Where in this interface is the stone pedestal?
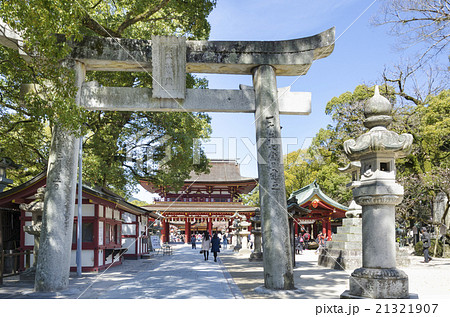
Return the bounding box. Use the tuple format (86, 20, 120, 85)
(240, 232, 249, 249)
(341, 268, 409, 299)
(249, 230, 263, 262)
(319, 217, 362, 270)
(20, 187, 45, 281)
(319, 218, 411, 270)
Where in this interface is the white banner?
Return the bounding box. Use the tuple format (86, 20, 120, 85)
(150, 235, 161, 249)
(297, 219, 316, 224)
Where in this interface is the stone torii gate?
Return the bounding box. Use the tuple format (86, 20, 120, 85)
(1, 25, 334, 291)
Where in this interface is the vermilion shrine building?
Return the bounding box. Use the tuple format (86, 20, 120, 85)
(0, 172, 157, 273)
(287, 181, 348, 240)
(141, 160, 258, 242)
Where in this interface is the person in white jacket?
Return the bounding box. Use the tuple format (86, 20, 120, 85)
(201, 232, 212, 261)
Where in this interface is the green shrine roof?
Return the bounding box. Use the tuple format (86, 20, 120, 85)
(288, 181, 348, 213)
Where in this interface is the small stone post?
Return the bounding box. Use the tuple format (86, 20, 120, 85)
(34, 61, 85, 292)
(341, 86, 413, 299)
(253, 65, 294, 290)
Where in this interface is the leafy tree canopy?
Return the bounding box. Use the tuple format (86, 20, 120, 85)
(0, 0, 217, 197)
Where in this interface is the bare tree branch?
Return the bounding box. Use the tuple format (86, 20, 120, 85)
(374, 0, 450, 62)
(81, 15, 121, 38)
(116, 0, 171, 35)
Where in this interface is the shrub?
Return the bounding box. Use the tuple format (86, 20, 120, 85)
(414, 240, 443, 257)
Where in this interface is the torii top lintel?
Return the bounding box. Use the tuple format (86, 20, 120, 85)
(67, 27, 335, 75)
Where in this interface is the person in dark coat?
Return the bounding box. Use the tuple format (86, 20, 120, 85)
(421, 227, 431, 263)
(191, 234, 196, 249)
(211, 233, 221, 262)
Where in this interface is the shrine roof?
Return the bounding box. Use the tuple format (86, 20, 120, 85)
(0, 172, 157, 218)
(140, 160, 257, 194)
(186, 160, 256, 183)
(288, 181, 348, 213)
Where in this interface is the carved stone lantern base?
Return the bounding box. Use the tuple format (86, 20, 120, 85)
(249, 252, 263, 262)
(341, 268, 410, 299)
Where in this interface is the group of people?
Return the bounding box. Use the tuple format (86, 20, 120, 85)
(191, 232, 229, 262)
(294, 231, 328, 255)
(188, 225, 435, 264)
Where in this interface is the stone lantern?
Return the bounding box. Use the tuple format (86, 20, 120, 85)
(249, 208, 263, 261)
(0, 156, 20, 192)
(20, 187, 46, 280)
(341, 86, 413, 299)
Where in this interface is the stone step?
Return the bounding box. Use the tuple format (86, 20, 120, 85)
(326, 241, 362, 250)
(337, 226, 362, 234)
(331, 233, 362, 242)
(341, 218, 362, 227)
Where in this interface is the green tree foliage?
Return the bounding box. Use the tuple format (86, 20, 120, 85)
(417, 90, 450, 168)
(285, 83, 450, 231)
(284, 149, 314, 196)
(0, 1, 217, 196)
(242, 185, 260, 207)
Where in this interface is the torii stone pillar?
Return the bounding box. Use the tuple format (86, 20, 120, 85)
(34, 62, 85, 292)
(253, 65, 293, 289)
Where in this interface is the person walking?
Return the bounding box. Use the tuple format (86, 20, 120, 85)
(297, 235, 304, 255)
(421, 227, 431, 263)
(201, 232, 212, 261)
(303, 231, 310, 250)
(222, 232, 228, 250)
(191, 234, 196, 249)
(211, 232, 221, 262)
(315, 232, 325, 254)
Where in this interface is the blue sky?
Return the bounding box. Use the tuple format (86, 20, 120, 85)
(200, 0, 397, 177)
(135, 0, 411, 202)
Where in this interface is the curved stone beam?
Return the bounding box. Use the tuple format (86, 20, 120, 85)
(66, 27, 335, 75)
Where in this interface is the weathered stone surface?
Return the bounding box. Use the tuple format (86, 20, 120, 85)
(434, 192, 449, 226)
(347, 268, 409, 299)
(80, 82, 311, 115)
(61, 28, 335, 75)
(337, 225, 362, 234)
(341, 86, 413, 299)
(253, 65, 294, 290)
(319, 249, 362, 270)
(34, 62, 84, 292)
(0, 18, 29, 59)
(319, 216, 362, 270)
(34, 124, 80, 292)
(20, 187, 45, 268)
(151, 35, 186, 99)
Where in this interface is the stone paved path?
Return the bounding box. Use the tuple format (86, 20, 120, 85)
(0, 244, 243, 299)
(220, 247, 450, 299)
(2, 244, 450, 300)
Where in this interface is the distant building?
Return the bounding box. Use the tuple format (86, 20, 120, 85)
(0, 172, 158, 273)
(140, 160, 258, 243)
(287, 181, 348, 240)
